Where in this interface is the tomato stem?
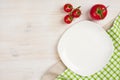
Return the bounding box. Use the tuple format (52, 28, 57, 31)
(96, 8, 103, 19)
(102, 5, 109, 11)
(77, 6, 81, 9)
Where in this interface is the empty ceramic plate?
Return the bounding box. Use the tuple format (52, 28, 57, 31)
(58, 20, 114, 76)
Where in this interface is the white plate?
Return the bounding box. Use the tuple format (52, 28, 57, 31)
(58, 20, 114, 76)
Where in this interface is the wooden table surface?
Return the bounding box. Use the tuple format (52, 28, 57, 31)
(0, 0, 120, 80)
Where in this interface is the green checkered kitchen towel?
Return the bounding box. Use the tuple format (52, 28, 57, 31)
(56, 15, 120, 80)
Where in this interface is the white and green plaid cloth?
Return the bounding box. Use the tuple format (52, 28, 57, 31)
(56, 15, 120, 80)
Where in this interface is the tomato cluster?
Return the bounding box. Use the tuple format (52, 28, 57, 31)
(64, 4, 81, 24)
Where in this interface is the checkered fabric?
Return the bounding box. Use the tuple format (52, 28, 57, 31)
(56, 15, 120, 80)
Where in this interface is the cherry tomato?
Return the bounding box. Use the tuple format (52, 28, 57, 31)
(90, 4, 107, 20)
(72, 8, 81, 18)
(64, 15, 73, 24)
(64, 4, 73, 12)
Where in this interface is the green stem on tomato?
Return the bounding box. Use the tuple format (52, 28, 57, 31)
(96, 8, 103, 19)
(76, 6, 81, 9)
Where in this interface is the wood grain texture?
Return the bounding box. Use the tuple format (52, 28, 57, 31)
(0, 0, 120, 80)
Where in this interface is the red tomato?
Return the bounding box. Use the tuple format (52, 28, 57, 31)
(90, 4, 107, 20)
(64, 4, 73, 12)
(64, 15, 73, 24)
(72, 8, 81, 18)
